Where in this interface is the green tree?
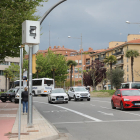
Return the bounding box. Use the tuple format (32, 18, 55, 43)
(35, 51, 68, 84)
(107, 67, 124, 89)
(0, 0, 48, 60)
(125, 50, 139, 82)
(67, 60, 77, 87)
(104, 55, 117, 89)
(4, 63, 20, 89)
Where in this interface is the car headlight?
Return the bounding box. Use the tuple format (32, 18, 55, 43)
(123, 98, 130, 101)
(64, 96, 68, 98)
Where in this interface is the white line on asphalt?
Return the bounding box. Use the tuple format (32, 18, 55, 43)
(0, 114, 17, 117)
(90, 104, 95, 106)
(34, 101, 102, 122)
(98, 111, 114, 116)
(43, 110, 68, 113)
(100, 106, 111, 109)
(91, 100, 110, 103)
(52, 120, 140, 124)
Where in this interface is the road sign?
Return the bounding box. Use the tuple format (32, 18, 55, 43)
(25, 45, 39, 54)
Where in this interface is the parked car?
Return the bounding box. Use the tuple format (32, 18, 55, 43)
(121, 82, 140, 90)
(68, 87, 90, 101)
(0, 88, 19, 102)
(111, 89, 140, 110)
(48, 88, 68, 104)
(14, 88, 24, 103)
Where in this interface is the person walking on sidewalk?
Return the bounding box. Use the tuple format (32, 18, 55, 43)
(22, 87, 28, 115)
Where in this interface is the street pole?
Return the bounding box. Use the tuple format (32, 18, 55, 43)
(18, 46, 23, 140)
(80, 34, 83, 86)
(27, 46, 33, 127)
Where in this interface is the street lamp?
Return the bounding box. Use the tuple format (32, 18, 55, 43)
(68, 34, 83, 86)
(126, 21, 140, 24)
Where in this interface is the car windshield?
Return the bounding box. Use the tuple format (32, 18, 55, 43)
(51, 89, 65, 93)
(74, 87, 87, 92)
(121, 90, 140, 96)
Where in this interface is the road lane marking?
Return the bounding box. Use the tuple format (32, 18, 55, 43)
(100, 106, 111, 109)
(52, 119, 140, 124)
(34, 101, 102, 122)
(91, 100, 110, 103)
(0, 114, 17, 117)
(90, 104, 95, 106)
(43, 110, 68, 113)
(98, 111, 114, 116)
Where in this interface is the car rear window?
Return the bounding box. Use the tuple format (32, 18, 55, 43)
(131, 83, 140, 89)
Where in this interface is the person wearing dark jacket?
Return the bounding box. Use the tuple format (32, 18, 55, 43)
(22, 87, 28, 115)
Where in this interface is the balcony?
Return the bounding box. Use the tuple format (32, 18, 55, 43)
(95, 58, 99, 60)
(99, 56, 106, 61)
(113, 51, 124, 56)
(113, 59, 123, 66)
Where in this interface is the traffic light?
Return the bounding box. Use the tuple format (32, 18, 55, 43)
(32, 54, 36, 74)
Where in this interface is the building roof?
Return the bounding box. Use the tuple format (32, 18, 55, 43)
(90, 39, 140, 56)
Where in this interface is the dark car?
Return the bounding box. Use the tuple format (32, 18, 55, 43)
(0, 88, 19, 102)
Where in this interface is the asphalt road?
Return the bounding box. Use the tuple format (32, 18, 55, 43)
(33, 97, 140, 140)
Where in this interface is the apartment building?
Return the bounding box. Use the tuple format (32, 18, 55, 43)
(38, 46, 105, 84)
(90, 34, 140, 90)
(0, 57, 20, 91)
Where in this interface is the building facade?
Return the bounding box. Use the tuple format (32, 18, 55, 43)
(0, 57, 20, 91)
(90, 34, 140, 90)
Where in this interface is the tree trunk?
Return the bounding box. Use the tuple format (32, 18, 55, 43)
(131, 57, 134, 82)
(5, 74, 7, 91)
(110, 63, 113, 90)
(70, 66, 72, 87)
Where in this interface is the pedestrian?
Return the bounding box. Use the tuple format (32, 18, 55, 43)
(22, 87, 28, 115)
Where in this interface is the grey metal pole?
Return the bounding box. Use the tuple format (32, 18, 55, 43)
(40, 0, 67, 25)
(81, 34, 83, 86)
(18, 46, 23, 140)
(27, 45, 33, 127)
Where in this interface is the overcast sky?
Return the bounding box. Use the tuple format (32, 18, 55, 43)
(36, 0, 140, 51)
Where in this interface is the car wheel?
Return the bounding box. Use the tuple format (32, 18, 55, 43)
(65, 101, 68, 104)
(111, 100, 116, 109)
(1, 100, 6, 102)
(68, 95, 71, 101)
(81, 99, 83, 101)
(11, 97, 15, 102)
(74, 95, 77, 101)
(32, 91, 37, 97)
(120, 102, 125, 111)
(87, 98, 90, 101)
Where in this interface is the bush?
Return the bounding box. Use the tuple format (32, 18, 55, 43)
(92, 90, 115, 95)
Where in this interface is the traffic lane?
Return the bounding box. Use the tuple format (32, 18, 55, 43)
(54, 121, 140, 140)
(33, 101, 100, 124)
(54, 98, 140, 122)
(33, 97, 140, 122)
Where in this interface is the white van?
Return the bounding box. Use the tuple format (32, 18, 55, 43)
(121, 82, 140, 89)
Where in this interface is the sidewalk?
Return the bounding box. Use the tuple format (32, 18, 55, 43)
(9, 106, 59, 140)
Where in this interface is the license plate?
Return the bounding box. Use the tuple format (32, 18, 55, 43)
(1, 97, 5, 98)
(57, 98, 63, 100)
(135, 103, 140, 105)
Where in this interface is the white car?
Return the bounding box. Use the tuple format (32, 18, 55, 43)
(14, 88, 24, 103)
(48, 88, 68, 104)
(68, 87, 90, 101)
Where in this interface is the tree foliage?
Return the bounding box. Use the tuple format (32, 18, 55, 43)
(125, 49, 139, 82)
(34, 50, 68, 83)
(0, 0, 47, 60)
(67, 60, 77, 87)
(107, 67, 124, 89)
(83, 60, 106, 89)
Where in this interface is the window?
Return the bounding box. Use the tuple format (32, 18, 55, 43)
(127, 58, 128, 63)
(74, 67, 78, 73)
(132, 83, 140, 89)
(75, 60, 78, 64)
(122, 84, 129, 89)
(0, 70, 4, 75)
(79, 60, 82, 65)
(0, 61, 9, 65)
(44, 80, 53, 85)
(67, 75, 69, 79)
(79, 75, 82, 78)
(127, 65, 128, 72)
(75, 75, 78, 78)
(32, 80, 42, 86)
(127, 74, 129, 82)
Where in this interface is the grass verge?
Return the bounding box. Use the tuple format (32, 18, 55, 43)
(90, 90, 115, 97)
